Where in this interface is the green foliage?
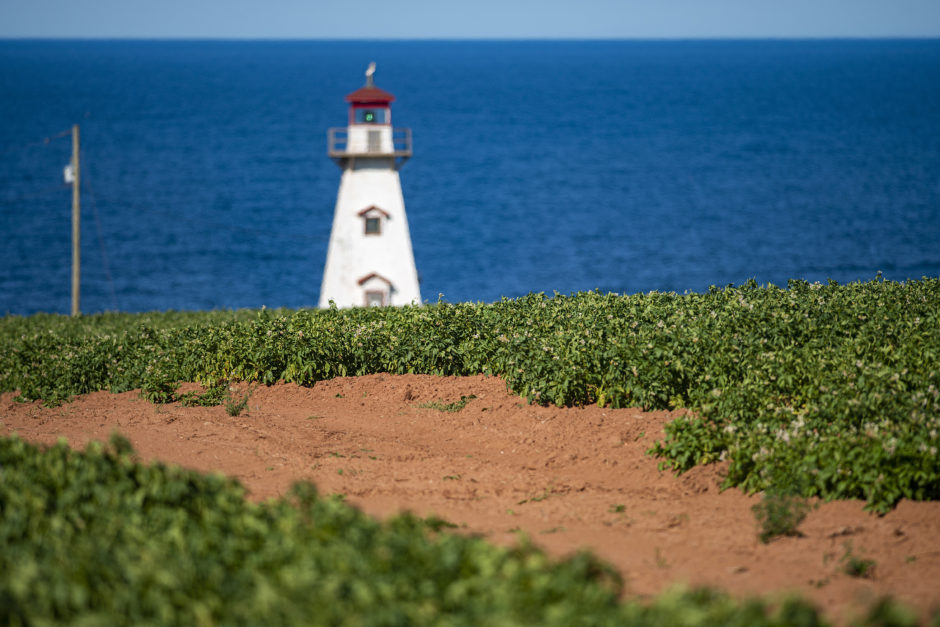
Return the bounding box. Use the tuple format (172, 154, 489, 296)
(0, 434, 850, 626)
(224, 383, 256, 417)
(841, 542, 877, 578)
(140, 376, 177, 404)
(418, 394, 477, 412)
(752, 490, 813, 543)
(859, 598, 919, 627)
(178, 383, 227, 407)
(423, 515, 459, 531)
(2, 278, 939, 512)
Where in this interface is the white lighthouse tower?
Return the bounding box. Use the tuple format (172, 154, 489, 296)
(319, 63, 421, 308)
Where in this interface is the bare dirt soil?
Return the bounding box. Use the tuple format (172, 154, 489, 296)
(2, 374, 938, 624)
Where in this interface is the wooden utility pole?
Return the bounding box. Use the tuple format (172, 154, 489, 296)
(71, 124, 80, 317)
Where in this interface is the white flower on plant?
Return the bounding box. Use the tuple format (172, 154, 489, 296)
(884, 438, 898, 455)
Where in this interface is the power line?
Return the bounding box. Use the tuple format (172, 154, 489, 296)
(84, 179, 119, 312)
(0, 184, 69, 207)
(4, 129, 330, 243)
(0, 129, 72, 156)
(85, 189, 331, 243)
(3, 132, 331, 314)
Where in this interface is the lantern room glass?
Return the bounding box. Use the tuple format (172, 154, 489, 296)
(354, 108, 388, 124)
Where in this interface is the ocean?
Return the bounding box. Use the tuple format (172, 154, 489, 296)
(1, 39, 939, 315)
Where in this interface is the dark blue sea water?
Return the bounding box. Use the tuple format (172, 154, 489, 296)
(2, 40, 939, 315)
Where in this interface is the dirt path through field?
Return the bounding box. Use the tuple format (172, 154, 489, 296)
(2, 374, 938, 623)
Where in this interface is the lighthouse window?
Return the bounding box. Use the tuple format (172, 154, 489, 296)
(365, 290, 386, 307)
(355, 108, 387, 124)
(364, 216, 381, 235)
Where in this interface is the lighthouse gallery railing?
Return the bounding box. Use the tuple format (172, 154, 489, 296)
(327, 127, 412, 159)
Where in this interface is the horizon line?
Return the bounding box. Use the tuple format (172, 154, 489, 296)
(2, 35, 940, 42)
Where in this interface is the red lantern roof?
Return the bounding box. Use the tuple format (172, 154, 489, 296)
(345, 85, 395, 105)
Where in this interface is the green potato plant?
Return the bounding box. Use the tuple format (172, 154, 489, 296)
(2, 277, 938, 512)
(1, 433, 851, 626)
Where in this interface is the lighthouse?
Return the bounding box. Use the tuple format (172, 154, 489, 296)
(319, 63, 422, 308)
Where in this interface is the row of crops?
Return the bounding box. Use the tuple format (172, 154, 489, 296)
(0, 434, 921, 625)
(2, 278, 938, 512)
(1, 277, 938, 624)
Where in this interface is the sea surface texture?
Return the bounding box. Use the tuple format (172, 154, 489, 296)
(1, 40, 939, 314)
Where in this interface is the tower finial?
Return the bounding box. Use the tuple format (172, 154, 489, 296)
(365, 62, 376, 87)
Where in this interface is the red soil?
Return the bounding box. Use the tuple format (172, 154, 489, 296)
(2, 374, 938, 624)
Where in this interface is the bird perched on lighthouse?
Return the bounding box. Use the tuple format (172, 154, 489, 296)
(319, 63, 421, 308)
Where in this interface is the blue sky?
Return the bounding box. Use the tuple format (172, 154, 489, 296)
(2, 0, 939, 39)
